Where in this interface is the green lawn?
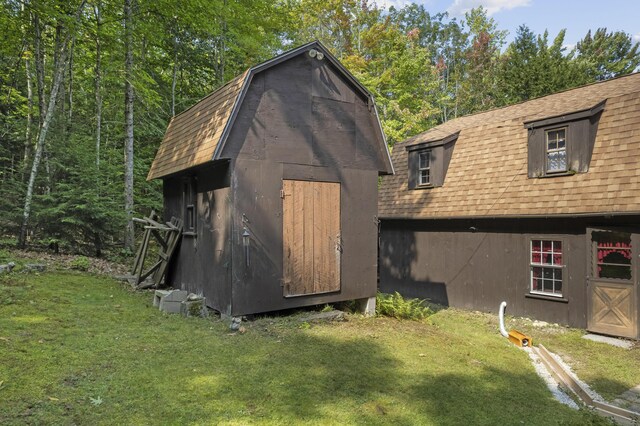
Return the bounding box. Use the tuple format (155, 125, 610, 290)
(507, 318, 640, 401)
(0, 271, 609, 425)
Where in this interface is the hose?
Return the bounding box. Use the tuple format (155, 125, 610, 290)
(499, 301, 508, 338)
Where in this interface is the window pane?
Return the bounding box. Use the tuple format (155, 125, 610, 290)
(547, 150, 567, 171)
(419, 152, 430, 169)
(419, 170, 430, 185)
(532, 277, 541, 292)
(548, 140, 557, 150)
(599, 265, 632, 280)
(594, 231, 632, 280)
(555, 280, 562, 294)
(553, 253, 562, 265)
(531, 241, 563, 296)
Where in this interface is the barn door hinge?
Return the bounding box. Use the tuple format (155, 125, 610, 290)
(280, 189, 285, 199)
(335, 235, 343, 253)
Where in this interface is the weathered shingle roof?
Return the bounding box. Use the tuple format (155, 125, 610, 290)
(148, 41, 393, 180)
(147, 71, 248, 180)
(379, 73, 640, 219)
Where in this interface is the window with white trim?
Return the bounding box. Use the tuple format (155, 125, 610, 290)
(418, 151, 431, 186)
(530, 239, 563, 297)
(546, 128, 567, 173)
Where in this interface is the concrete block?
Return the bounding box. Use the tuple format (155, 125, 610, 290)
(181, 297, 207, 317)
(356, 296, 376, 317)
(159, 300, 183, 314)
(153, 290, 171, 307)
(162, 290, 188, 303)
(158, 289, 189, 313)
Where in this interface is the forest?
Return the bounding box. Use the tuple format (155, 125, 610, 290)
(0, 0, 639, 258)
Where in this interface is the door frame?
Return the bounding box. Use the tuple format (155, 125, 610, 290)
(586, 227, 638, 339)
(282, 179, 342, 298)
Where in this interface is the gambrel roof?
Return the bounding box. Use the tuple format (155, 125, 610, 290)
(379, 72, 640, 219)
(148, 41, 393, 180)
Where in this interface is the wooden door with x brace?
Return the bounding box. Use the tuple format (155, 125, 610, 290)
(586, 228, 638, 339)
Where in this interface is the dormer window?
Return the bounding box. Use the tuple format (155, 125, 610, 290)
(546, 128, 567, 173)
(407, 132, 458, 190)
(418, 151, 431, 186)
(525, 101, 605, 178)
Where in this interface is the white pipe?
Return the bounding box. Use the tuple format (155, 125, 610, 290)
(499, 301, 509, 338)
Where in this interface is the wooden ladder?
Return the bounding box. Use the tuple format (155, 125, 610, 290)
(131, 211, 183, 289)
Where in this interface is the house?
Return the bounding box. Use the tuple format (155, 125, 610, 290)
(378, 73, 640, 339)
(148, 42, 394, 317)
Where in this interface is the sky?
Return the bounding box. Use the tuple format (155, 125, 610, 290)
(375, 0, 640, 48)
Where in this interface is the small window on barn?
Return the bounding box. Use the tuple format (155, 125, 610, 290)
(183, 177, 197, 236)
(530, 239, 564, 297)
(418, 151, 431, 186)
(546, 128, 567, 173)
(525, 101, 605, 178)
(407, 132, 458, 190)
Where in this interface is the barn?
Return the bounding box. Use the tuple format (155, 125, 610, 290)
(378, 73, 640, 339)
(148, 41, 394, 317)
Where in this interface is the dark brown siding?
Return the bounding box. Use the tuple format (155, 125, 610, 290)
(231, 158, 378, 316)
(221, 53, 388, 173)
(379, 216, 640, 328)
(163, 162, 233, 314)
(210, 53, 382, 315)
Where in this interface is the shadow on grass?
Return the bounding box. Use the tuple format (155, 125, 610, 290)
(0, 273, 608, 425)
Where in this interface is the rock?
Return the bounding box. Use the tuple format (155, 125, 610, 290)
(229, 317, 242, 331)
(298, 310, 345, 323)
(25, 264, 46, 273)
(0, 262, 16, 274)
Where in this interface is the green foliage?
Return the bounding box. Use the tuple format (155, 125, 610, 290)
(376, 291, 433, 320)
(576, 28, 640, 81)
(69, 256, 90, 271)
(1, 0, 638, 255)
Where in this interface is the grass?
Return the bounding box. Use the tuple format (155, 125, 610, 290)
(506, 317, 640, 401)
(0, 271, 614, 425)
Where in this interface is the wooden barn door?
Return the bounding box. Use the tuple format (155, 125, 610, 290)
(282, 180, 341, 297)
(586, 228, 637, 339)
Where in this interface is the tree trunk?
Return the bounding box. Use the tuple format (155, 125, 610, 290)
(24, 56, 33, 172)
(171, 34, 177, 117)
(23, 3, 33, 174)
(33, 13, 46, 127)
(123, 0, 135, 251)
(18, 1, 86, 248)
(94, 2, 102, 170)
(19, 36, 69, 247)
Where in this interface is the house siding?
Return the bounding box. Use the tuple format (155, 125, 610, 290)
(379, 216, 640, 328)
